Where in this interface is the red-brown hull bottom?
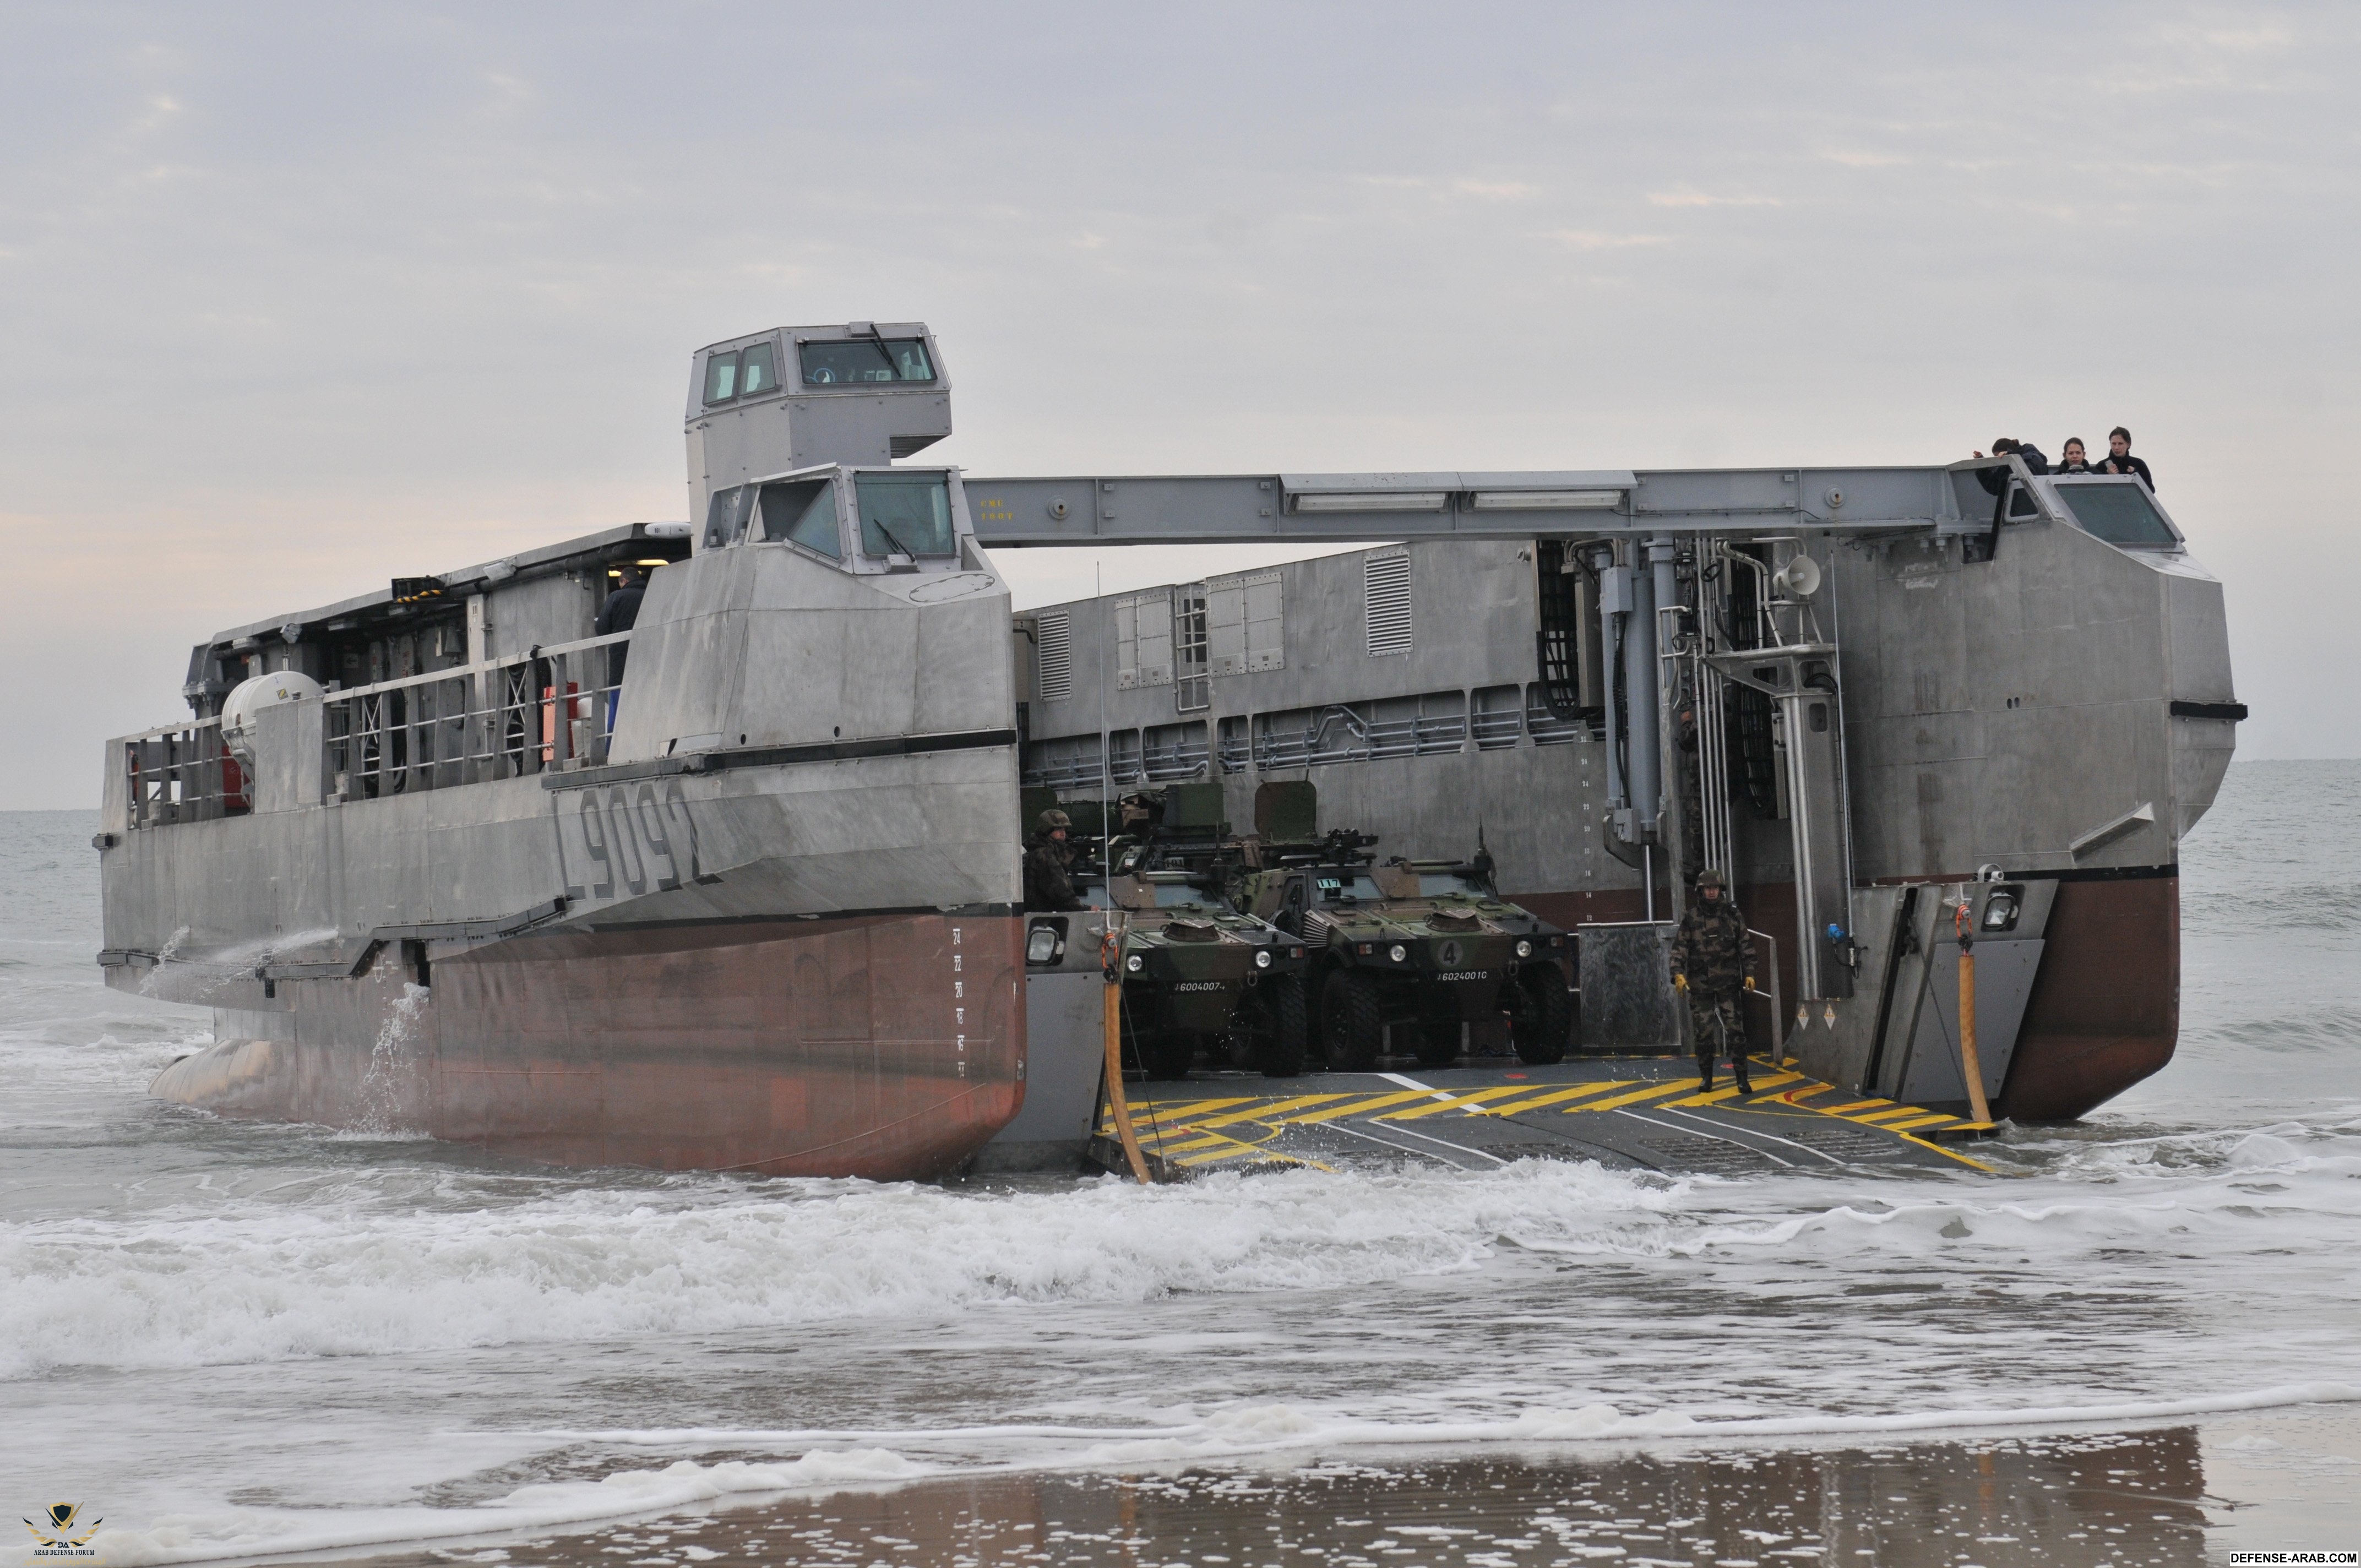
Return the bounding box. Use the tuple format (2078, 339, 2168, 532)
(1511, 872, 2178, 1123)
(151, 911, 1026, 1180)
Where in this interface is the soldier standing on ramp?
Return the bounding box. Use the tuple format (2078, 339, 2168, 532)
(1670, 867, 1758, 1095)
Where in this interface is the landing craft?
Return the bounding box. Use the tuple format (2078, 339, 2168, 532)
(97, 323, 2240, 1177)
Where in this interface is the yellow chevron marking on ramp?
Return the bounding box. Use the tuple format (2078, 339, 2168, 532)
(1823, 1098, 1897, 1115)
(1572, 1080, 1710, 1113)
(1124, 1097, 1256, 1118)
(1147, 1130, 1247, 1154)
(1182, 1094, 1354, 1130)
(1279, 1090, 1437, 1124)
(1178, 1142, 1332, 1172)
(1664, 1071, 1806, 1108)
(1378, 1087, 1534, 1120)
(1853, 1106, 1939, 1125)
(1482, 1083, 1640, 1116)
(1884, 1114, 1959, 1132)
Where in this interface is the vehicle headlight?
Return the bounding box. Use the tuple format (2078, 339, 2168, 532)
(1515, 939, 1532, 959)
(1389, 944, 1407, 963)
(1125, 954, 1144, 973)
(1254, 949, 1272, 969)
(1026, 927, 1059, 964)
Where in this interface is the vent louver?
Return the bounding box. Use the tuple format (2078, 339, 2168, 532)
(1364, 550, 1412, 658)
(1037, 611, 1073, 703)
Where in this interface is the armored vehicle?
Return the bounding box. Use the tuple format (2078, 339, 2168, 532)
(1234, 828, 1573, 1071)
(1021, 787, 1310, 1081)
(1102, 864, 1309, 1080)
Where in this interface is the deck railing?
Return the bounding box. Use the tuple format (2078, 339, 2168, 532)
(321, 630, 630, 801)
(121, 717, 239, 827)
(117, 631, 633, 827)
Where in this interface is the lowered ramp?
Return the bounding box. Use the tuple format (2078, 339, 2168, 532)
(1089, 1058, 1995, 1178)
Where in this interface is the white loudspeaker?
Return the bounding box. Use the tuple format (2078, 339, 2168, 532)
(1773, 555, 1822, 598)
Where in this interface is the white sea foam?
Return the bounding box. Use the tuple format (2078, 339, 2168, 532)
(0, 1161, 1691, 1376)
(75, 1382, 2361, 1565)
(92, 1447, 928, 1567)
(7, 1113, 2358, 1381)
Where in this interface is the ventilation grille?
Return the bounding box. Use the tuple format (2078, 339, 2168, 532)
(1036, 611, 1073, 703)
(1364, 551, 1412, 657)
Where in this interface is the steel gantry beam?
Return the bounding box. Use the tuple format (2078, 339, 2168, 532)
(959, 465, 1979, 547)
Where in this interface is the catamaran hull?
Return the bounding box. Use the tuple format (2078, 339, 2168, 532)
(150, 910, 1026, 1178)
(1511, 871, 2177, 1123)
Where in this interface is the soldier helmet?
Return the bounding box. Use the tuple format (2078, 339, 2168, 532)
(1037, 809, 1072, 832)
(1696, 867, 1727, 889)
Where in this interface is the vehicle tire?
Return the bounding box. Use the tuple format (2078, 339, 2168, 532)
(1412, 1009, 1461, 1069)
(1321, 969, 1383, 1071)
(1508, 965, 1571, 1065)
(1119, 991, 1192, 1081)
(1254, 977, 1308, 1077)
(1138, 1028, 1198, 1081)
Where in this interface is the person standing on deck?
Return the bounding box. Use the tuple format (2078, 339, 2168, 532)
(595, 566, 647, 734)
(1670, 867, 1758, 1095)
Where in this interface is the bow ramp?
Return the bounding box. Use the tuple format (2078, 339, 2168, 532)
(1089, 1059, 1994, 1179)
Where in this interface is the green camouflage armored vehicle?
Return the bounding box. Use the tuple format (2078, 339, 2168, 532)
(1019, 785, 1309, 1082)
(1231, 828, 1573, 1070)
(1100, 861, 1309, 1080)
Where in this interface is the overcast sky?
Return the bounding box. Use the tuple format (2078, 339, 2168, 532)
(3, 2, 2353, 808)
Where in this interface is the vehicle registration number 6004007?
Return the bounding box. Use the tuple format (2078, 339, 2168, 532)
(554, 780, 710, 903)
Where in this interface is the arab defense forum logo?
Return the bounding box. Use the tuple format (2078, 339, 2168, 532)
(21, 1502, 102, 1561)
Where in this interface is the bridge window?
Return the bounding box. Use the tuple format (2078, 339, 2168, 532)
(703, 486, 754, 548)
(855, 473, 955, 557)
(739, 341, 777, 397)
(758, 478, 841, 558)
(801, 337, 935, 386)
(2054, 480, 2177, 548)
(702, 351, 740, 405)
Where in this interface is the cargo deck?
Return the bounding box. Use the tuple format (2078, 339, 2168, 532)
(1088, 1056, 1996, 1178)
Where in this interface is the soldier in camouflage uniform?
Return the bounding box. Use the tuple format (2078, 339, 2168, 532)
(1669, 867, 1758, 1094)
(1024, 809, 1085, 912)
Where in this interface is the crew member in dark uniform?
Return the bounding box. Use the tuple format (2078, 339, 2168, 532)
(1669, 867, 1759, 1095)
(1024, 809, 1085, 912)
(2098, 426, 2155, 490)
(1973, 437, 2050, 496)
(595, 565, 648, 733)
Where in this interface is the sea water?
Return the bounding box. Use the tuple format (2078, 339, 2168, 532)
(3, 761, 2355, 1566)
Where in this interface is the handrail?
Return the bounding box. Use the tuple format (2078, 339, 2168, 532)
(313, 630, 633, 708)
(117, 713, 224, 744)
(108, 632, 635, 745)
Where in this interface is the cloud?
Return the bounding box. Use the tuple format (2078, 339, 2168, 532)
(1548, 229, 1670, 249)
(1823, 149, 1911, 168)
(1452, 179, 1535, 200)
(1647, 188, 1782, 208)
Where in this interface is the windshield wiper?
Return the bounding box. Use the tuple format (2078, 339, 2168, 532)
(868, 515, 918, 557)
(859, 326, 901, 380)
